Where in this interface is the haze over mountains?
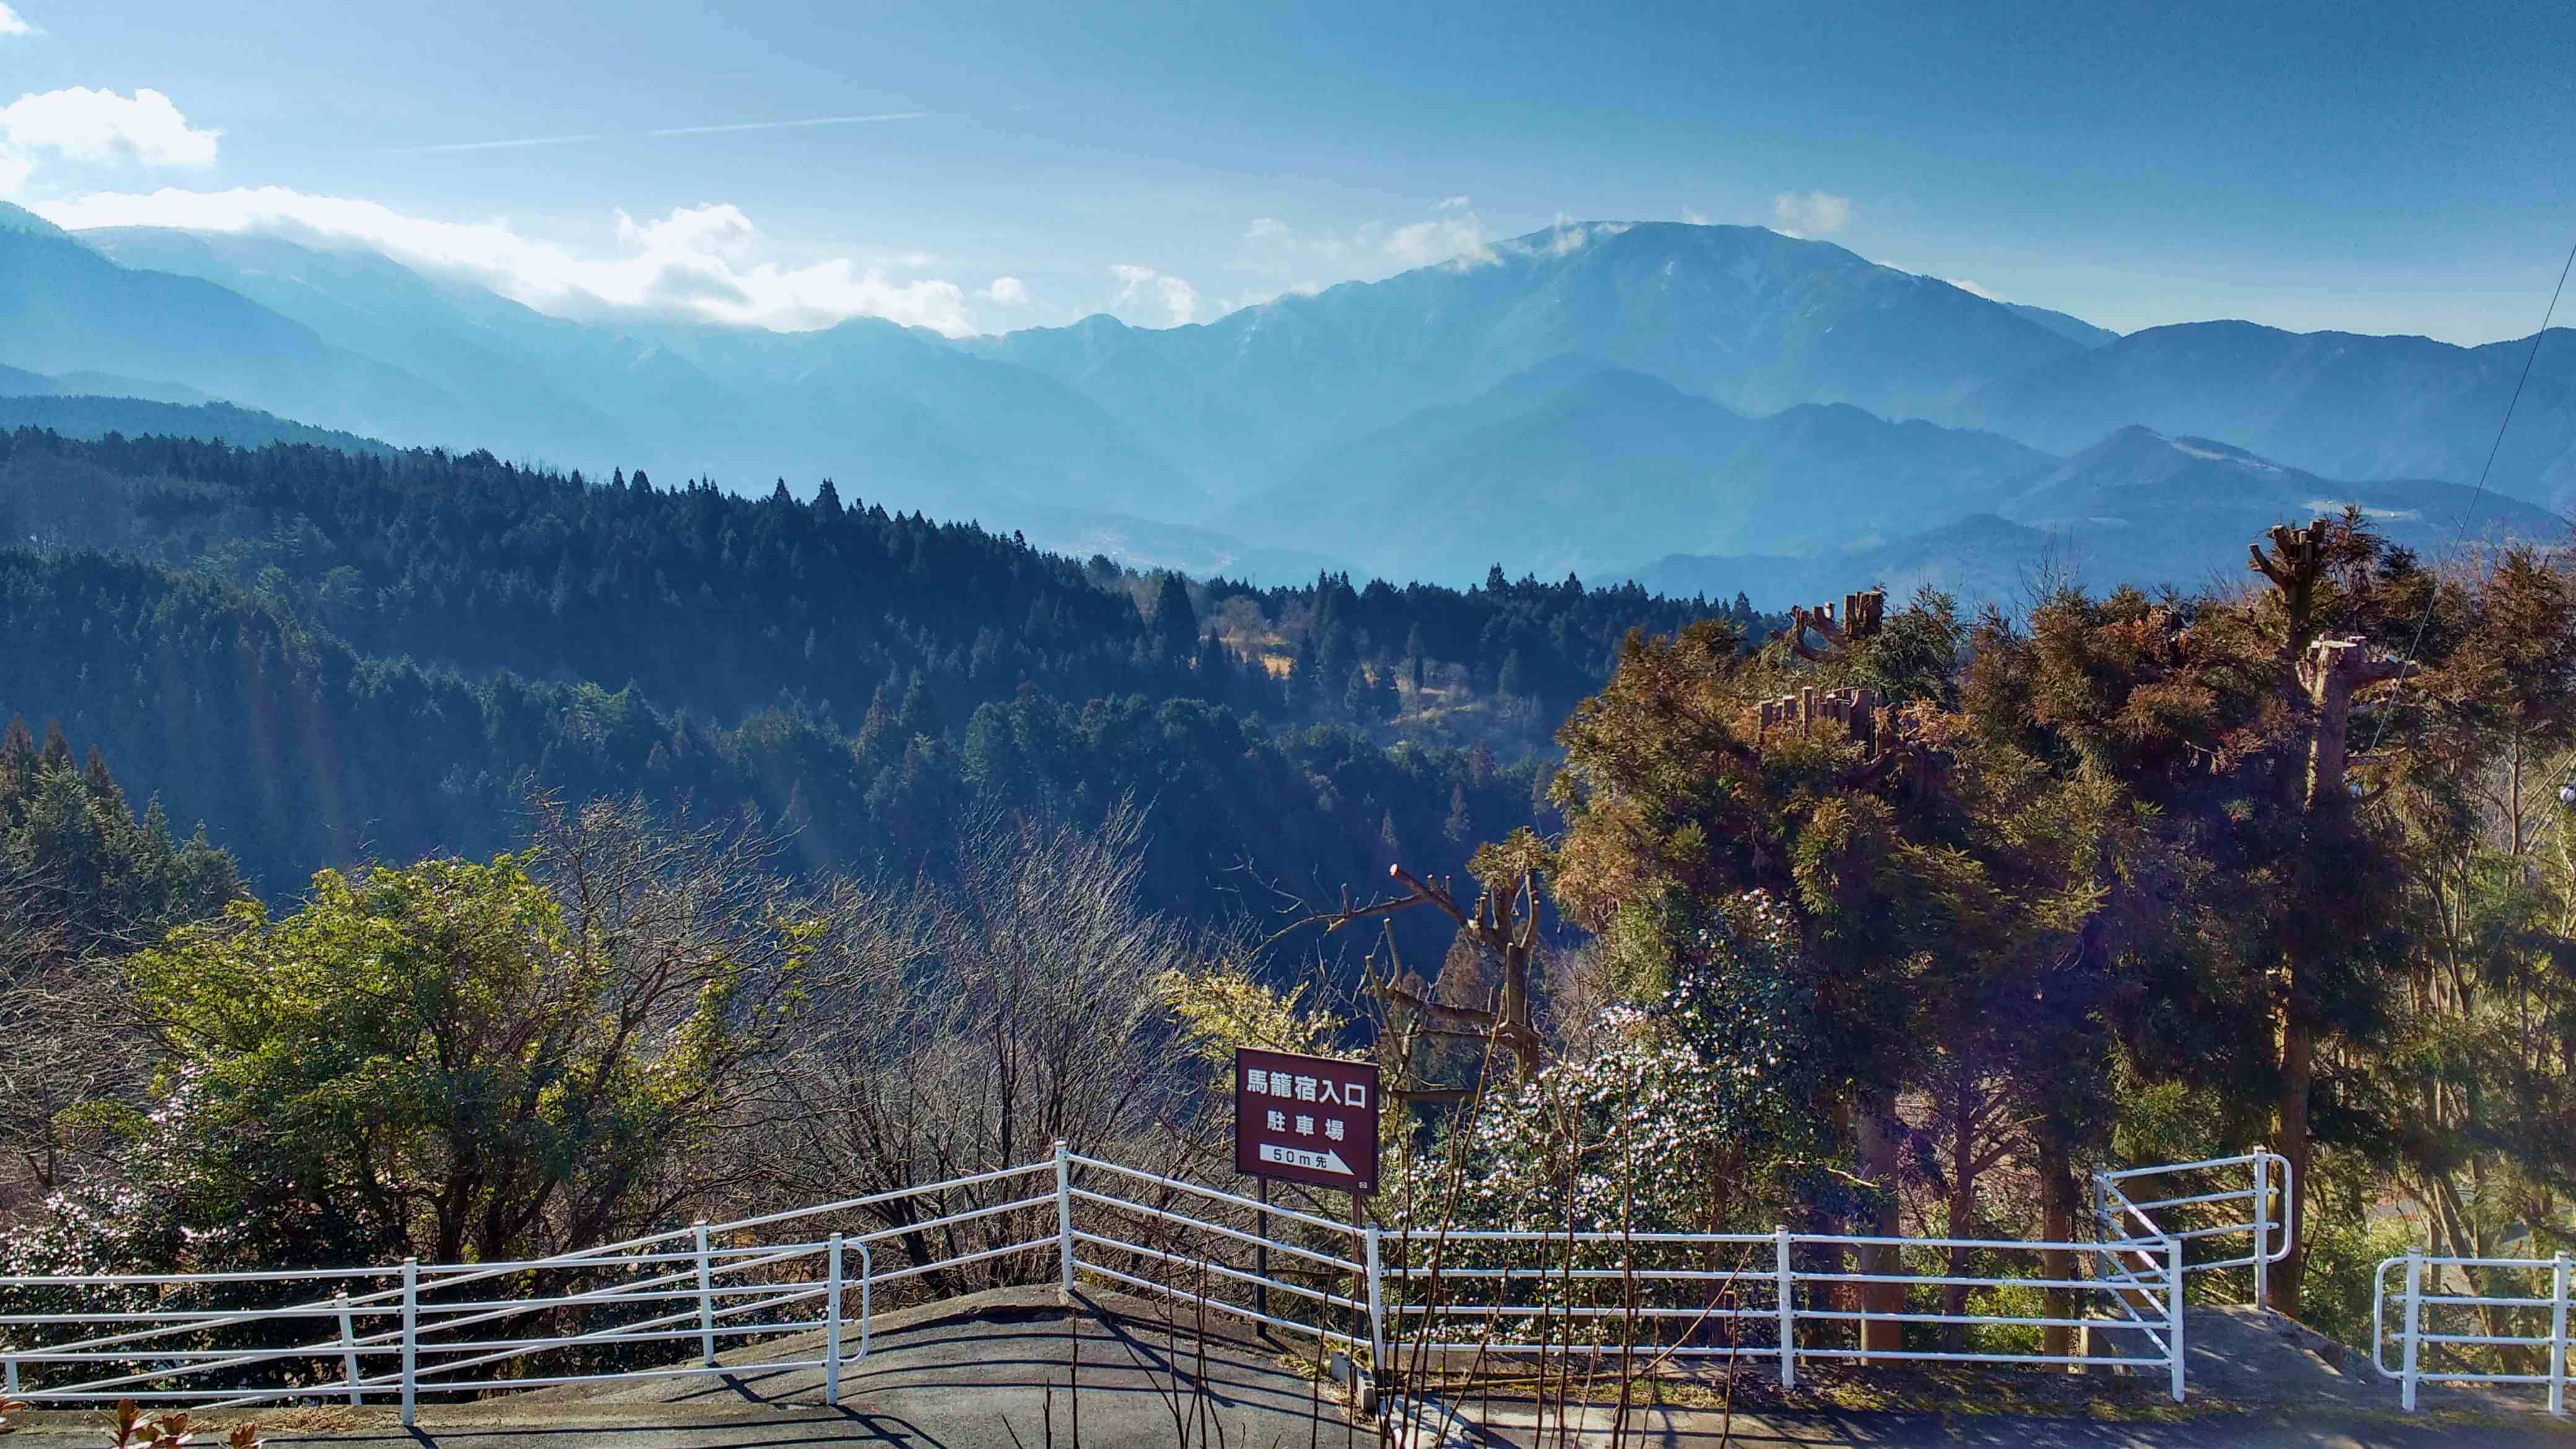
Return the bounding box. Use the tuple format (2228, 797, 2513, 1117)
(2, 201, 2567, 600)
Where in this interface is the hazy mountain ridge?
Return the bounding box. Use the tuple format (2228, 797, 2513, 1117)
(0, 226, 469, 443)
(977, 222, 2089, 500)
(6, 207, 2572, 598)
(1224, 360, 2055, 584)
(1627, 426, 2569, 604)
(1957, 320, 2576, 513)
(0, 392, 396, 456)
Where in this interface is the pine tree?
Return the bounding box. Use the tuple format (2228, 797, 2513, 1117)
(1443, 783, 1473, 845)
(1150, 573, 1199, 660)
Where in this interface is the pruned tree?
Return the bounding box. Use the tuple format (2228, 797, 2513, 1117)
(1344, 840, 1549, 1095)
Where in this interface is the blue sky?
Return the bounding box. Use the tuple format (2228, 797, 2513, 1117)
(2, 0, 2570, 342)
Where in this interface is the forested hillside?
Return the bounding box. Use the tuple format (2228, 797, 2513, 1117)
(0, 426, 1746, 941)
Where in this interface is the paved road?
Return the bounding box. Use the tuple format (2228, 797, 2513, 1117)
(6, 1290, 2564, 1448)
(1438, 1403, 2574, 1447)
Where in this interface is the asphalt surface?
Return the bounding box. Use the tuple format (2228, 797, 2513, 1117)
(6, 1289, 2567, 1448)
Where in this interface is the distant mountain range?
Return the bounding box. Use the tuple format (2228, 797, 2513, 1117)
(1627, 425, 2565, 605)
(2, 201, 2567, 599)
(1220, 357, 2056, 583)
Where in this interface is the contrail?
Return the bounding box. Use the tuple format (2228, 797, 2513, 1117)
(388, 133, 606, 154)
(647, 111, 930, 137)
(386, 112, 931, 154)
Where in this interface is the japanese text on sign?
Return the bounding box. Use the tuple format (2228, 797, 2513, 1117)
(1233, 1046, 1380, 1194)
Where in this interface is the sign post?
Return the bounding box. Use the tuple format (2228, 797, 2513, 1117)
(1235, 1047, 1382, 1352)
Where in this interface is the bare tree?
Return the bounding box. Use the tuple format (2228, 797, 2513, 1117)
(751, 801, 1209, 1287)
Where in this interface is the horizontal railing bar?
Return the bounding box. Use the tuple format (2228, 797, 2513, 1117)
(1067, 1188, 1363, 1274)
(2102, 1152, 2269, 1181)
(709, 1160, 1057, 1239)
(1073, 1230, 1359, 1312)
(1799, 1273, 2143, 1293)
(1392, 1230, 1773, 1245)
(1792, 1308, 2104, 1329)
(391, 1358, 841, 1395)
(851, 1192, 1059, 1246)
(1401, 1343, 1773, 1359)
(1067, 1154, 1361, 1240)
(2162, 1222, 2263, 1244)
(1069, 1257, 1364, 1349)
(2121, 1187, 2258, 1213)
(1392, 1305, 1772, 1320)
(1414, 1342, 2174, 1369)
(866, 1237, 1056, 1286)
(406, 1318, 833, 1357)
(1796, 1346, 2167, 1366)
(0, 1266, 395, 1287)
(1391, 1266, 1769, 1284)
(1388, 1230, 2141, 1252)
(401, 1280, 827, 1313)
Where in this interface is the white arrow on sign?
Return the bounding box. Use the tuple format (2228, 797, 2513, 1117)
(1258, 1142, 1353, 1176)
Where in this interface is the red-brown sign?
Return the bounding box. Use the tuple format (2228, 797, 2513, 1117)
(1233, 1047, 1380, 1194)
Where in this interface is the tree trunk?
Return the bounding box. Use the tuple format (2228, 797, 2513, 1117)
(2037, 1134, 2079, 1362)
(1855, 1094, 1906, 1355)
(1941, 1066, 1978, 1353)
(2274, 1004, 2315, 1321)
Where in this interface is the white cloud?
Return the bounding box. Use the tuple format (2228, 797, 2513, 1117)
(1681, 206, 1710, 225)
(37, 186, 978, 334)
(981, 276, 1029, 305)
(0, 4, 32, 36)
(0, 87, 219, 194)
(1240, 201, 1497, 278)
(1772, 190, 1852, 237)
(1944, 277, 2002, 301)
(1380, 212, 1494, 268)
(1109, 263, 1199, 326)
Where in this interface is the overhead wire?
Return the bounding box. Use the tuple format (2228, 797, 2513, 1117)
(2361, 232, 2576, 755)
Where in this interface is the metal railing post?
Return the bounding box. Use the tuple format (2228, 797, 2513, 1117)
(694, 1220, 718, 1368)
(858, 1240, 874, 1364)
(336, 1288, 362, 1405)
(825, 1234, 845, 1406)
(2166, 1235, 2187, 1403)
(399, 1256, 419, 1428)
(2250, 1155, 2270, 1310)
(1055, 1139, 1076, 1297)
(1364, 1224, 1386, 1368)
(2549, 1252, 2568, 1419)
(1773, 1226, 1796, 1390)
(4, 1352, 17, 1398)
(2400, 1248, 2422, 1412)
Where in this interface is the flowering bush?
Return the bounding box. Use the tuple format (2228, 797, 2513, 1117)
(1398, 890, 1829, 1237)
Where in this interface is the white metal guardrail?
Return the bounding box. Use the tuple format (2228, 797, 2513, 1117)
(0, 1160, 1063, 1425)
(2374, 1251, 2571, 1416)
(1380, 1224, 2187, 1401)
(2, 1144, 2233, 1419)
(1058, 1149, 1377, 1357)
(2093, 1151, 2292, 1307)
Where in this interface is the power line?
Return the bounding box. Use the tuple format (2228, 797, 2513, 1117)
(2363, 232, 2576, 755)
